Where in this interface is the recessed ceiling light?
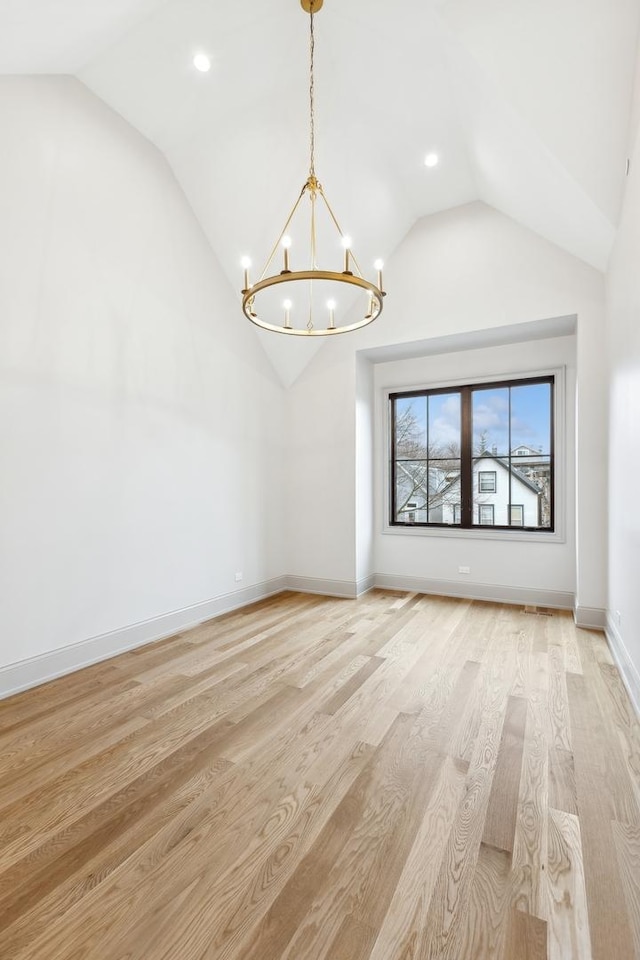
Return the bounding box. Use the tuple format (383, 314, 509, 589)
(424, 152, 439, 168)
(193, 53, 211, 73)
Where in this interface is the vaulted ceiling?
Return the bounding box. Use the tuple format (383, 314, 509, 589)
(2, 0, 639, 384)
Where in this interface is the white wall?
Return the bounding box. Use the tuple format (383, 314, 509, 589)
(286, 344, 357, 589)
(606, 61, 640, 707)
(355, 354, 374, 588)
(373, 336, 576, 605)
(288, 202, 606, 618)
(0, 77, 286, 683)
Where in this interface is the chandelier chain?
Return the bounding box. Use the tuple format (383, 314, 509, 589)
(309, 2, 315, 178)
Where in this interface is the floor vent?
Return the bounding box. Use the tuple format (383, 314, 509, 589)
(524, 605, 554, 616)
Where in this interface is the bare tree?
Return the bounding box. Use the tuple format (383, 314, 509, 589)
(394, 403, 462, 520)
(475, 429, 489, 455)
(394, 403, 426, 459)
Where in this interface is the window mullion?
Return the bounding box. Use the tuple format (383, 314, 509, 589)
(460, 387, 472, 526)
(508, 387, 512, 527)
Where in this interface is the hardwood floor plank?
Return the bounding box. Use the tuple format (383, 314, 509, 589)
(319, 656, 385, 716)
(0, 714, 149, 811)
(548, 746, 578, 815)
(390, 600, 472, 716)
(511, 694, 549, 920)
(578, 637, 640, 826)
(504, 909, 548, 960)
(7, 699, 364, 958)
(612, 820, 640, 959)
(282, 628, 360, 688)
(482, 694, 527, 853)
(567, 671, 636, 960)
(560, 614, 583, 675)
(90, 743, 375, 960)
(547, 807, 592, 960)
(547, 639, 572, 753)
(597, 662, 640, 805)
(419, 640, 511, 959)
(281, 714, 444, 960)
(457, 841, 512, 960)
(233, 714, 419, 960)
(0, 724, 234, 930)
(0, 665, 134, 734)
(422, 659, 482, 749)
(0, 754, 234, 957)
(324, 917, 377, 960)
(367, 756, 469, 960)
(511, 626, 534, 698)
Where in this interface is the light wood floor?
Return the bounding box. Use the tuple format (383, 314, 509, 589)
(1, 590, 639, 960)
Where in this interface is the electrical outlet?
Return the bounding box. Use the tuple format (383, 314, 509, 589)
(235, 572, 243, 582)
(458, 565, 471, 574)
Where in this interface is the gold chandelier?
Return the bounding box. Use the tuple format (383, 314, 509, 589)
(240, 0, 386, 336)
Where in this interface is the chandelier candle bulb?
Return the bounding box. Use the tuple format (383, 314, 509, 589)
(366, 290, 374, 319)
(282, 235, 292, 272)
(283, 299, 292, 329)
(374, 259, 384, 290)
(327, 299, 336, 329)
(241, 256, 251, 291)
(342, 236, 352, 274)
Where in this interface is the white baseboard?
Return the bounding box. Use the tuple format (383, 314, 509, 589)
(356, 575, 376, 597)
(0, 577, 288, 701)
(606, 614, 640, 718)
(573, 605, 607, 630)
(286, 576, 359, 599)
(373, 573, 573, 611)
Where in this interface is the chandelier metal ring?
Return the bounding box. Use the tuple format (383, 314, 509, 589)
(242, 271, 384, 336)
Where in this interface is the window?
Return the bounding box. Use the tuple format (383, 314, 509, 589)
(390, 375, 554, 531)
(478, 504, 494, 525)
(478, 471, 496, 493)
(510, 504, 524, 526)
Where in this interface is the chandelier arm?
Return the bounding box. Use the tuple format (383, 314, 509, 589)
(316, 185, 365, 279)
(310, 189, 317, 269)
(257, 182, 309, 281)
(307, 277, 313, 331)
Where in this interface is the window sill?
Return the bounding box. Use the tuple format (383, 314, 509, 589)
(383, 524, 565, 544)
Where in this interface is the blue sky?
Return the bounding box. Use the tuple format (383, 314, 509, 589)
(397, 383, 551, 455)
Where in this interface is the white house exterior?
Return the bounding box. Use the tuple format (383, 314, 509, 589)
(398, 453, 542, 527)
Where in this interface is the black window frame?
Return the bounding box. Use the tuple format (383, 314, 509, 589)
(389, 375, 554, 533)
